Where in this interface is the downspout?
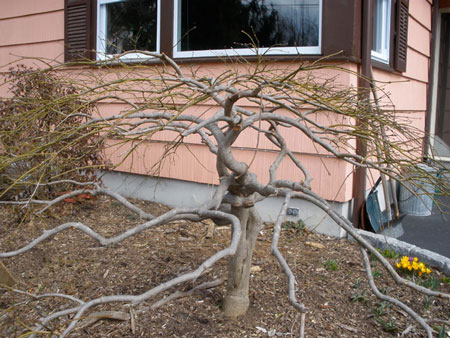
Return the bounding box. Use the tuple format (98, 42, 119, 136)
(352, 0, 373, 228)
(424, 1, 439, 159)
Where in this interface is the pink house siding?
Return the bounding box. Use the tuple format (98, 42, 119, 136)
(0, 0, 435, 205)
(0, 0, 64, 72)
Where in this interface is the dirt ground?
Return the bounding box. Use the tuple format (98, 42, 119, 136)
(0, 196, 449, 337)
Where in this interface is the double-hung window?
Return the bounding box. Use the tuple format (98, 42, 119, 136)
(97, 0, 160, 60)
(371, 0, 391, 64)
(174, 0, 322, 58)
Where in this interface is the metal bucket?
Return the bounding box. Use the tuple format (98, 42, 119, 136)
(398, 164, 436, 216)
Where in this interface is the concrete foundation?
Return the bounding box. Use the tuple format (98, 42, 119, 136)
(101, 171, 351, 238)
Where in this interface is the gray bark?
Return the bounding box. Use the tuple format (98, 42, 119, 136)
(223, 206, 262, 317)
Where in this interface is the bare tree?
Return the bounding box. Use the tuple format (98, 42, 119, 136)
(0, 52, 449, 337)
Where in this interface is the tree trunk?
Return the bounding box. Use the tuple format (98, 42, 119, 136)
(223, 206, 262, 317)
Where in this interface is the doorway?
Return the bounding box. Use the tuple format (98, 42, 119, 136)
(430, 11, 450, 160)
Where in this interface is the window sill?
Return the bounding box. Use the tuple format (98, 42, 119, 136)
(371, 59, 399, 73)
(77, 51, 362, 68)
(170, 53, 361, 65)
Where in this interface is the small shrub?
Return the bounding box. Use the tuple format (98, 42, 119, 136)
(0, 65, 107, 200)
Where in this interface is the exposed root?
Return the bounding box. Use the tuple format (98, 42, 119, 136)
(271, 192, 306, 337)
(74, 311, 130, 331)
(149, 276, 225, 310)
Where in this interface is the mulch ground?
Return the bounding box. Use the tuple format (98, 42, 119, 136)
(0, 196, 449, 337)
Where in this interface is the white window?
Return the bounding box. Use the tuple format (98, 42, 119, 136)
(371, 0, 391, 64)
(174, 0, 322, 58)
(97, 0, 160, 60)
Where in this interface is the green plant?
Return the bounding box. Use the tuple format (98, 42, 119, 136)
(423, 295, 433, 311)
(282, 220, 305, 235)
(376, 317, 398, 333)
(370, 251, 378, 262)
(350, 279, 368, 303)
(324, 259, 339, 271)
(372, 270, 382, 279)
(352, 278, 361, 289)
(380, 249, 399, 259)
(374, 301, 391, 316)
(442, 276, 450, 284)
(351, 290, 368, 303)
(420, 276, 439, 291)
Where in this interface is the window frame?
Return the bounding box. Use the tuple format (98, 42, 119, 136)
(96, 0, 161, 61)
(172, 0, 322, 59)
(65, 0, 407, 73)
(371, 0, 392, 65)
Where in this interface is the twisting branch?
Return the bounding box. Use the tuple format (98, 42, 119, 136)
(0, 208, 237, 258)
(1, 51, 449, 337)
(2, 208, 240, 337)
(1, 187, 155, 220)
(289, 188, 450, 300)
(1, 287, 83, 305)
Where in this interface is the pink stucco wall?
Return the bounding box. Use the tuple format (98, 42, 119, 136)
(0, 0, 434, 203)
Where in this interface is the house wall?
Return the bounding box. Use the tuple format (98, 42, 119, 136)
(0, 0, 435, 236)
(372, 0, 433, 139)
(0, 0, 65, 72)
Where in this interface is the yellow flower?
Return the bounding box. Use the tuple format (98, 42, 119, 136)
(395, 256, 431, 276)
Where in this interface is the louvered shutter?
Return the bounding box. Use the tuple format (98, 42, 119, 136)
(65, 0, 95, 62)
(394, 0, 409, 72)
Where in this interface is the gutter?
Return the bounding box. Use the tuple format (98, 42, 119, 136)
(352, 0, 373, 227)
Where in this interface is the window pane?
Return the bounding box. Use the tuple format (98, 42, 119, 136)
(372, 0, 383, 53)
(371, 0, 390, 63)
(178, 0, 320, 52)
(104, 0, 157, 54)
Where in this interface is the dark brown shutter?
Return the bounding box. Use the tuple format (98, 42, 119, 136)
(394, 0, 409, 72)
(65, 0, 96, 62)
